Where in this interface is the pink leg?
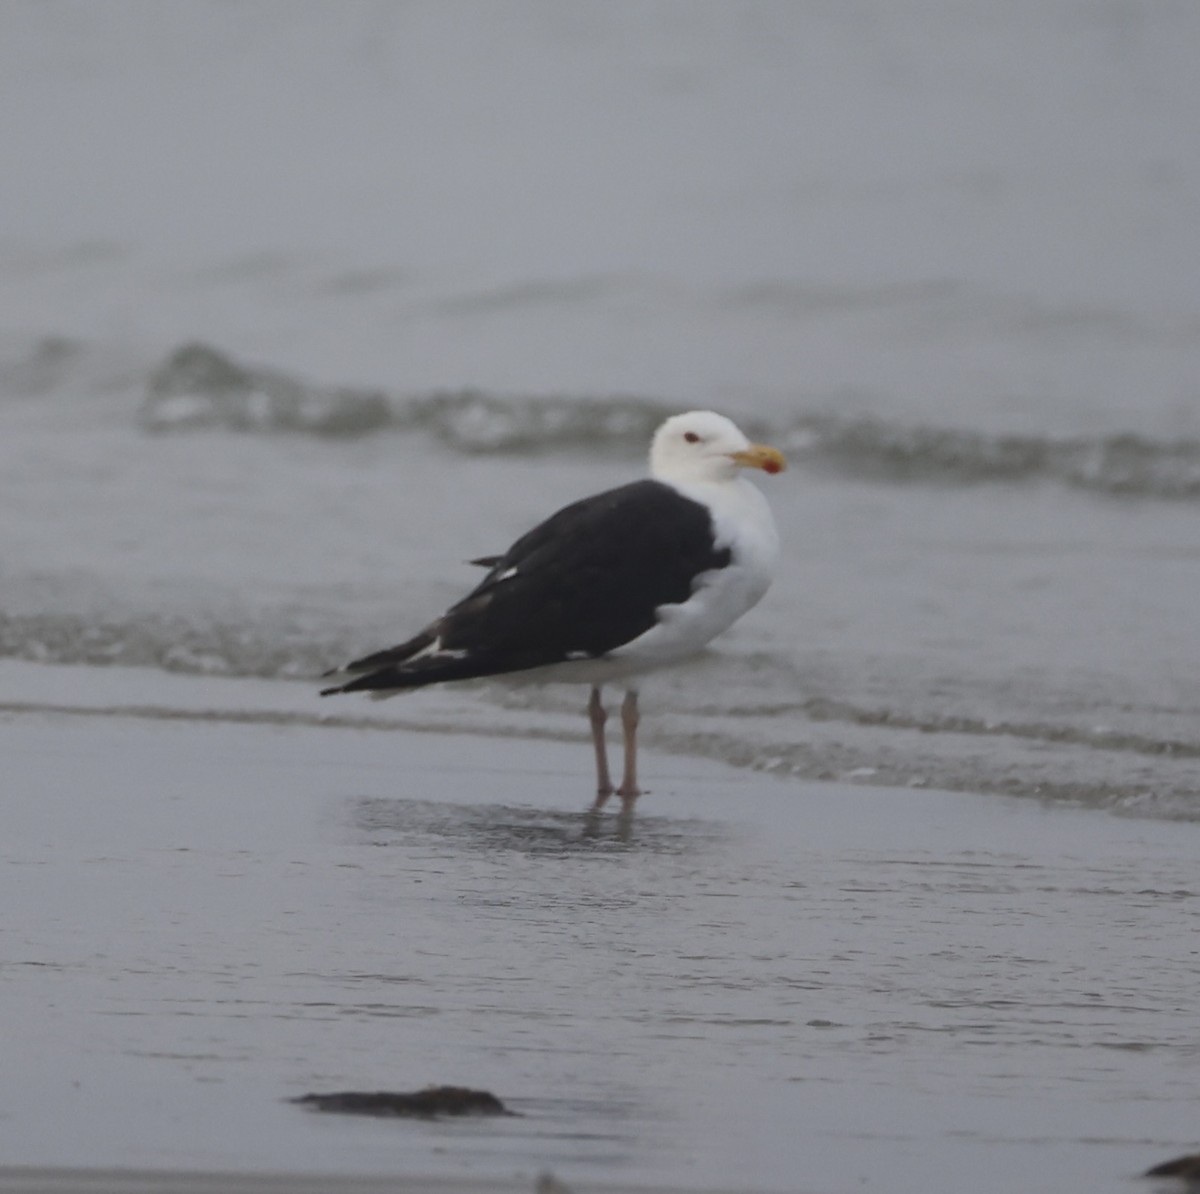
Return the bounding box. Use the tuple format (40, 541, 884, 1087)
(616, 689, 641, 809)
(588, 686, 614, 807)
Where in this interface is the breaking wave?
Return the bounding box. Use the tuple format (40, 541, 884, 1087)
(139, 342, 673, 451)
(141, 343, 1200, 499)
(0, 607, 339, 680)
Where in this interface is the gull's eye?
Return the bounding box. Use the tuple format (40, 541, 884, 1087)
(683, 431, 701, 444)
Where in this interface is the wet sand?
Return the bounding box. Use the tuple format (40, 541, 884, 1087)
(0, 1170, 538, 1194)
(2, 663, 1198, 1193)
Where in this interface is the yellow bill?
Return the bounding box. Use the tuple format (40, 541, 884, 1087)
(729, 443, 787, 475)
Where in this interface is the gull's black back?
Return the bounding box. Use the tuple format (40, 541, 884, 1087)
(324, 480, 732, 692)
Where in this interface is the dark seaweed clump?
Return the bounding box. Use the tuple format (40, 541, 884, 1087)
(1144, 1152, 1200, 1183)
(291, 1085, 515, 1118)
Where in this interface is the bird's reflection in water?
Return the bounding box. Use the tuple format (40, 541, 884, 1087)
(351, 795, 722, 858)
(581, 803, 634, 844)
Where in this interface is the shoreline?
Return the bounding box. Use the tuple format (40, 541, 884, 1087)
(5, 659, 1199, 826)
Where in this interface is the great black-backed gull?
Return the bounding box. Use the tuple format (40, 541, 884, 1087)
(321, 410, 785, 810)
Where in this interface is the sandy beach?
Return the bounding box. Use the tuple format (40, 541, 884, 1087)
(2, 662, 1197, 1193)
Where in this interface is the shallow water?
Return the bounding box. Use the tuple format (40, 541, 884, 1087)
(3, 402, 1200, 819)
(2, 2, 1200, 815)
(3, 695, 1199, 1190)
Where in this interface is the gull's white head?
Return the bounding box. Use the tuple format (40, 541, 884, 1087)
(649, 410, 787, 486)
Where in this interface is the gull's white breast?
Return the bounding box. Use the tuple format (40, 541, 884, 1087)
(608, 475, 780, 670)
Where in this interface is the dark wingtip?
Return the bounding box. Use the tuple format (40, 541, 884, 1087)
(319, 685, 343, 697)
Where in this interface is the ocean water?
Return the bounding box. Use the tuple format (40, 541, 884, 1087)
(2, 0, 1200, 820)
